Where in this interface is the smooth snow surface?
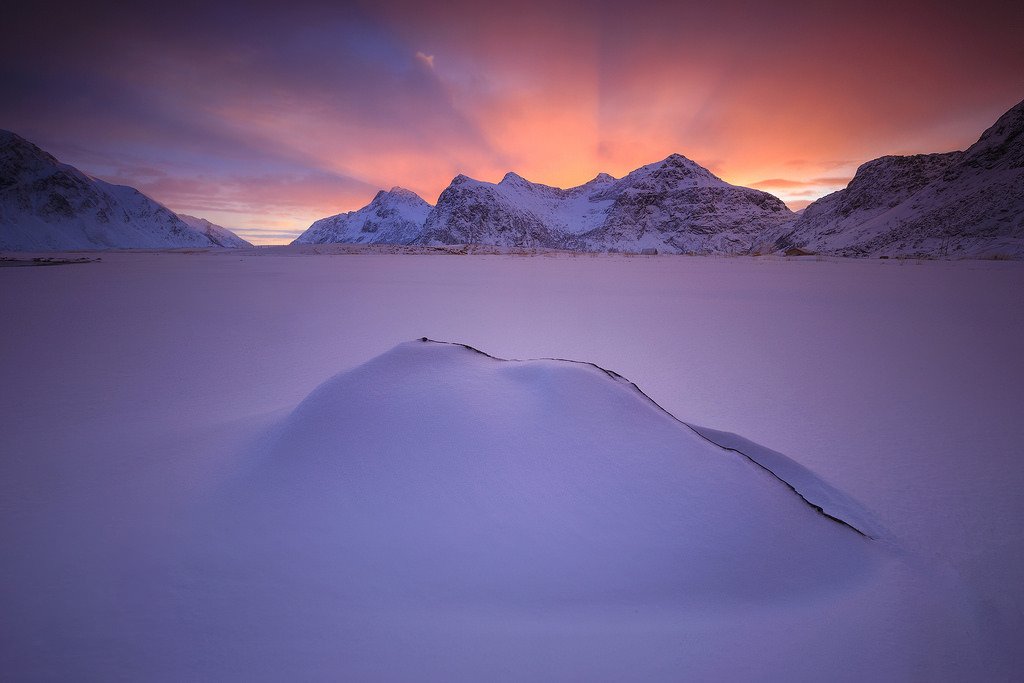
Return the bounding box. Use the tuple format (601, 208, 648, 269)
(2, 251, 1021, 680)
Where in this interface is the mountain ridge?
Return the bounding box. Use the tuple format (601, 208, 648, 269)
(0, 130, 248, 251)
(414, 153, 795, 253)
(7, 98, 1023, 258)
(775, 98, 1024, 258)
(305, 100, 1023, 258)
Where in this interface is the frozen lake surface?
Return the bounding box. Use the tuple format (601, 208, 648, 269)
(1, 250, 1022, 680)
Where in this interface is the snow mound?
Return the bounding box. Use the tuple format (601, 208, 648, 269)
(183, 339, 978, 678)
(252, 339, 876, 603)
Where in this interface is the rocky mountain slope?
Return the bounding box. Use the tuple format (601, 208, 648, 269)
(292, 187, 432, 245)
(178, 214, 252, 248)
(416, 154, 795, 253)
(776, 99, 1024, 258)
(0, 130, 233, 251)
(411, 172, 612, 249)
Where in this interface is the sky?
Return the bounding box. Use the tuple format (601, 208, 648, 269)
(2, 0, 1022, 244)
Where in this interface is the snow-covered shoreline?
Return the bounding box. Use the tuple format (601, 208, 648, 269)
(7, 242, 1024, 260)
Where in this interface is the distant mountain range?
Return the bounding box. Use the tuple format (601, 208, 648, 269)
(419, 155, 794, 253)
(298, 98, 1024, 258)
(0, 130, 249, 251)
(296, 154, 795, 253)
(4, 99, 1022, 257)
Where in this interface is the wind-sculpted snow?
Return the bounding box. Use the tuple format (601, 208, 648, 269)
(293, 186, 432, 245)
(0, 130, 221, 251)
(175, 339, 979, 680)
(778, 98, 1024, 258)
(418, 154, 794, 253)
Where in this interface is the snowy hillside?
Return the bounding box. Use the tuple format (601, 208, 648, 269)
(293, 187, 432, 245)
(0, 130, 218, 251)
(417, 154, 794, 253)
(177, 214, 251, 248)
(777, 99, 1024, 258)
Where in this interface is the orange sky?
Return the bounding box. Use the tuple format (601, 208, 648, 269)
(2, 0, 1022, 243)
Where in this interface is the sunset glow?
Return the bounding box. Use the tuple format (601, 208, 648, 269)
(3, 0, 1021, 243)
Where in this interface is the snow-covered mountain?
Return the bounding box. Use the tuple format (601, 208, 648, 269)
(776, 99, 1024, 258)
(581, 155, 795, 253)
(292, 187, 432, 245)
(416, 154, 795, 253)
(412, 172, 611, 250)
(0, 130, 228, 251)
(177, 214, 252, 248)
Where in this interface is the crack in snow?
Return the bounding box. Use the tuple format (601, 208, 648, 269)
(418, 337, 872, 538)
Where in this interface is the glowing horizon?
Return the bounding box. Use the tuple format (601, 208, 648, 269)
(2, 0, 1021, 244)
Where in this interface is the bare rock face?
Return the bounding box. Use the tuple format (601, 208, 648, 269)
(778, 99, 1024, 258)
(0, 130, 220, 251)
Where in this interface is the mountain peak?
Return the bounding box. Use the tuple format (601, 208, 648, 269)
(616, 152, 721, 189)
(374, 186, 430, 207)
(385, 186, 423, 199)
(293, 185, 432, 246)
(500, 171, 530, 186)
(660, 153, 707, 170)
